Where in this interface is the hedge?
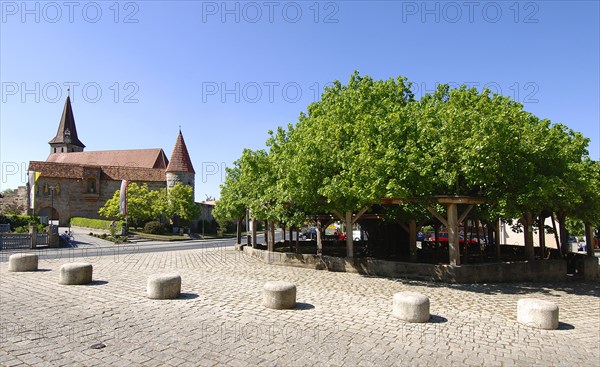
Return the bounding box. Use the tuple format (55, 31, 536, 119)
(70, 217, 123, 231)
(0, 215, 39, 230)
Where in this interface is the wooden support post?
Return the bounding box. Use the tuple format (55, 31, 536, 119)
(409, 219, 417, 262)
(495, 219, 501, 260)
(345, 211, 353, 258)
(447, 203, 460, 265)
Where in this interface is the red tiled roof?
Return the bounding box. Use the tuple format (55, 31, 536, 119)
(47, 149, 169, 169)
(166, 131, 195, 173)
(48, 96, 85, 148)
(29, 161, 166, 182)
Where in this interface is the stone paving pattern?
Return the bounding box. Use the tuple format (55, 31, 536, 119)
(1, 246, 599, 366)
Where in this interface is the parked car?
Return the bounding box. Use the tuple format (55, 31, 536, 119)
(352, 229, 368, 241)
(300, 228, 317, 240)
(429, 232, 478, 244)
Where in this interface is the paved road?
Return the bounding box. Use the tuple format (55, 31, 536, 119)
(1, 238, 598, 366)
(0, 230, 282, 263)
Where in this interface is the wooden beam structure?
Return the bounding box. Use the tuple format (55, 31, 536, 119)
(300, 196, 488, 265)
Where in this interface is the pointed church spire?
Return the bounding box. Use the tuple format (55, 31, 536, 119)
(166, 130, 195, 173)
(49, 96, 85, 150)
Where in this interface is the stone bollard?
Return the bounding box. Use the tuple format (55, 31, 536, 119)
(517, 298, 559, 330)
(262, 281, 296, 309)
(147, 274, 181, 299)
(8, 253, 39, 272)
(59, 263, 93, 285)
(392, 292, 430, 323)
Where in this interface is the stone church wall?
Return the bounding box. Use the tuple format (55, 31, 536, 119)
(34, 178, 166, 225)
(0, 186, 28, 215)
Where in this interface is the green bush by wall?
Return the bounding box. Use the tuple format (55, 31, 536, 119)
(70, 217, 123, 231)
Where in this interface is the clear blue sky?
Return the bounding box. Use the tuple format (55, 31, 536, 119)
(1, 1, 599, 201)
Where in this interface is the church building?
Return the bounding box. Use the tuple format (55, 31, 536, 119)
(27, 96, 195, 226)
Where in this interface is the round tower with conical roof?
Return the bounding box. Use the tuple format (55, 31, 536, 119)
(166, 130, 195, 194)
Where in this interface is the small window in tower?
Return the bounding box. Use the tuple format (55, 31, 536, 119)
(71, 148, 74, 152)
(53, 148, 57, 153)
(61, 147, 64, 153)
(87, 178, 96, 193)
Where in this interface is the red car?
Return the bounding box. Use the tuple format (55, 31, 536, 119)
(429, 232, 478, 244)
(334, 230, 347, 241)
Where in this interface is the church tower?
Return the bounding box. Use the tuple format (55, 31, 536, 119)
(166, 130, 195, 194)
(49, 96, 85, 154)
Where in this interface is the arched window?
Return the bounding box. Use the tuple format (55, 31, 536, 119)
(87, 178, 96, 193)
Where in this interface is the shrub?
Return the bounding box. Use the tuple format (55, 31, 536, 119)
(0, 215, 35, 231)
(71, 217, 122, 231)
(144, 221, 164, 234)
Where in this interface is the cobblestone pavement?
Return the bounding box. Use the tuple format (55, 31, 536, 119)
(1, 246, 598, 366)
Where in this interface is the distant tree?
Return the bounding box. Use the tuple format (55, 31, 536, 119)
(213, 159, 246, 228)
(99, 183, 168, 227)
(167, 183, 198, 222)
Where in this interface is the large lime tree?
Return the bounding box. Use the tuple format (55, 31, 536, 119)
(216, 72, 599, 260)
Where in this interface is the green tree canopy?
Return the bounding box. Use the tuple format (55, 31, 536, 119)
(217, 72, 600, 234)
(167, 182, 198, 222)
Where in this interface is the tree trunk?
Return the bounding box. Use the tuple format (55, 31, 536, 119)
(447, 203, 460, 265)
(271, 222, 276, 249)
(538, 214, 546, 259)
(289, 226, 293, 252)
(264, 221, 269, 248)
(268, 221, 276, 252)
(345, 211, 354, 258)
(550, 214, 562, 258)
(585, 223, 594, 257)
(557, 210, 568, 255)
(246, 209, 251, 246)
(236, 217, 242, 245)
(252, 218, 257, 249)
(521, 212, 535, 261)
(316, 220, 323, 255)
(295, 228, 300, 254)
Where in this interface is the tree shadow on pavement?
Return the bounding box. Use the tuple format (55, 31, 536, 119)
(294, 302, 315, 310)
(83, 280, 109, 286)
(390, 278, 600, 298)
(178, 293, 199, 300)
